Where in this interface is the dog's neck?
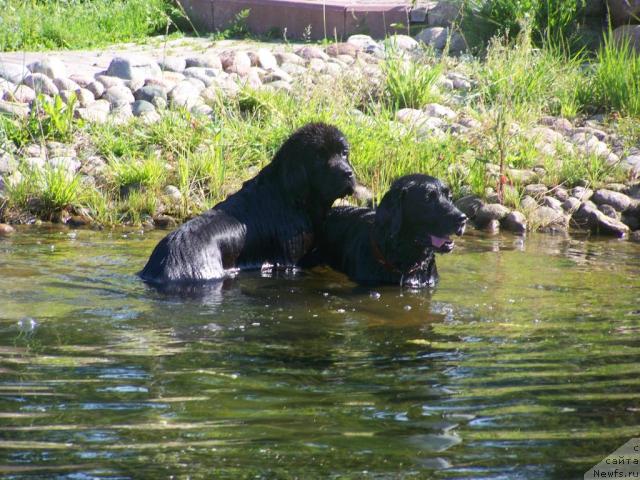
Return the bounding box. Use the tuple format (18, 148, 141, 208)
(369, 228, 436, 284)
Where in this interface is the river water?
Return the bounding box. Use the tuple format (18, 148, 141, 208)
(0, 227, 639, 479)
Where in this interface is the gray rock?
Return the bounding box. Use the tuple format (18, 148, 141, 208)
(274, 51, 306, 66)
(185, 54, 222, 70)
(49, 156, 81, 173)
(190, 102, 213, 116)
(475, 203, 510, 227)
(423, 103, 456, 120)
(134, 85, 167, 104)
(256, 49, 278, 69)
(0, 62, 29, 84)
(524, 184, 548, 197)
(591, 211, 630, 237)
(280, 62, 306, 76)
(0, 152, 17, 175)
(58, 90, 76, 105)
(427, 1, 461, 26)
(562, 197, 581, 213)
(507, 168, 537, 184)
(86, 81, 105, 99)
(23, 73, 59, 96)
(3, 84, 36, 103)
(262, 68, 293, 84)
(609, 0, 640, 27)
(184, 67, 219, 87)
(106, 56, 161, 81)
(76, 104, 108, 124)
(53, 77, 80, 92)
(591, 189, 631, 211)
(265, 80, 292, 92)
(520, 195, 538, 211)
(386, 35, 419, 51)
(570, 186, 593, 201)
(220, 51, 251, 76)
(553, 187, 569, 202)
(158, 57, 187, 73)
(47, 141, 75, 157)
(571, 201, 599, 228)
(153, 214, 177, 229)
(28, 58, 67, 79)
(75, 88, 95, 107)
(296, 46, 330, 61)
(622, 208, 640, 231)
(631, 231, 640, 243)
(621, 154, 640, 177)
(169, 81, 201, 109)
(325, 43, 359, 58)
(542, 196, 563, 211)
(109, 104, 133, 124)
(308, 58, 326, 73)
(164, 185, 182, 204)
(95, 75, 125, 89)
(483, 218, 501, 234)
(347, 34, 377, 50)
(501, 210, 527, 234)
(531, 206, 569, 232)
(598, 204, 619, 219)
(125, 78, 145, 93)
(104, 86, 134, 108)
(131, 100, 156, 117)
(416, 27, 449, 50)
(0, 100, 29, 118)
(455, 195, 484, 219)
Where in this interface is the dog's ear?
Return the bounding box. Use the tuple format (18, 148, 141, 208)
(375, 186, 405, 241)
(271, 141, 310, 200)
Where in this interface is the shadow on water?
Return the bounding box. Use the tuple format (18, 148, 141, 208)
(0, 226, 639, 479)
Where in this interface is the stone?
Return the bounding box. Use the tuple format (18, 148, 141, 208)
(75, 88, 95, 107)
(308, 58, 326, 73)
(220, 51, 252, 76)
(23, 73, 58, 96)
(507, 168, 537, 184)
(475, 203, 510, 227)
(347, 34, 378, 50)
(106, 56, 161, 81)
(262, 68, 293, 84)
(131, 100, 156, 117)
(570, 186, 594, 201)
(598, 204, 619, 219)
(76, 104, 108, 124)
(158, 57, 187, 73)
(621, 154, 640, 177)
(591, 189, 632, 211)
(67, 215, 92, 227)
(256, 49, 278, 69)
(613, 25, 640, 53)
(386, 35, 419, 51)
(245, 68, 263, 89)
(631, 231, 640, 243)
(415, 27, 448, 50)
(185, 54, 222, 70)
(427, 1, 461, 26)
(530, 206, 568, 232)
(134, 85, 167, 105)
(562, 196, 581, 213)
(274, 52, 305, 66)
(296, 46, 330, 61)
(553, 187, 569, 202)
(169, 81, 201, 109)
(0, 62, 29, 84)
(104, 86, 134, 108)
(86, 81, 105, 99)
(191, 102, 213, 116)
(325, 43, 358, 57)
(47, 142, 75, 157)
(3, 85, 36, 103)
(95, 75, 125, 89)
(28, 58, 67, 79)
(542, 196, 563, 211)
(125, 78, 145, 93)
(153, 214, 176, 229)
(164, 185, 182, 204)
(0, 224, 15, 236)
(0, 100, 29, 118)
(501, 211, 527, 234)
(184, 67, 219, 86)
(520, 195, 538, 211)
(280, 62, 306, 76)
(455, 195, 484, 219)
(622, 206, 640, 230)
(265, 80, 292, 92)
(608, 0, 640, 27)
(524, 184, 548, 197)
(423, 103, 456, 120)
(49, 156, 81, 173)
(0, 152, 17, 175)
(109, 104, 133, 124)
(571, 201, 599, 228)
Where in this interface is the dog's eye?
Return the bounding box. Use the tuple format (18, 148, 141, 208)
(341, 148, 349, 157)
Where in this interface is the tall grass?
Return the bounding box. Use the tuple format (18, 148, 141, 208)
(0, 0, 183, 51)
(381, 54, 443, 110)
(477, 25, 586, 118)
(587, 30, 640, 116)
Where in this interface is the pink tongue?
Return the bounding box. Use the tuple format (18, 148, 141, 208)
(430, 235, 450, 248)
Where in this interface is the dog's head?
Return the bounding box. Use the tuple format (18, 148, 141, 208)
(270, 122, 356, 205)
(374, 174, 467, 267)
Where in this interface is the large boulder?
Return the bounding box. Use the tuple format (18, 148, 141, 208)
(607, 0, 640, 26)
(106, 56, 162, 81)
(613, 25, 640, 52)
(591, 189, 632, 211)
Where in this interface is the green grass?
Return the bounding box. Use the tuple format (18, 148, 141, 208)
(381, 54, 443, 110)
(0, 0, 184, 51)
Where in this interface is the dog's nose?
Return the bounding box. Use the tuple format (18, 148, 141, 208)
(343, 169, 355, 181)
(458, 213, 468, 224)
(456, 213, 467, 236)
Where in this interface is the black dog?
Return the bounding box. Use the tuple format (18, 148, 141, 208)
(140, 123, 356, 283)
(313, 174, 467, 288)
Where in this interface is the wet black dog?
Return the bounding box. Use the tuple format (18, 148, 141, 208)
(140, 123, 356, 283)
(313, 174, 467, 288)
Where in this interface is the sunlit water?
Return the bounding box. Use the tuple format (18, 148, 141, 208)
(0, 226, 639, 479)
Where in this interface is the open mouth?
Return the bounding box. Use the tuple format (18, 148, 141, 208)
(429, 235, 455, 253)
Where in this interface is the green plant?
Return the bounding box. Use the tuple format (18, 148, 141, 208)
(586, 29, 640, 116)
(381, 54, 442, 110)
(110, 155, 165, 191)
(29, 94, 78, 143)
(212, 8, 250, 40)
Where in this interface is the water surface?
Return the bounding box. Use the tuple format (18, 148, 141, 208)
(0, 227, 639, 479)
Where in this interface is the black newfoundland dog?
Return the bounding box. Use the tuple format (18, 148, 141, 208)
(313, 174, 467, 288)
(139, 122, 356, 283)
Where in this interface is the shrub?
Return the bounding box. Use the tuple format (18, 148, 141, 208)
(381, 54, 442, 110)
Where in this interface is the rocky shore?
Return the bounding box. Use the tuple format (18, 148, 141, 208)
(1, 35, 640, 242)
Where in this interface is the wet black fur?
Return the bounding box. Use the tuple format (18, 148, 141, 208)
(139, 122, 356, 284)
(312, 174, 467, 288)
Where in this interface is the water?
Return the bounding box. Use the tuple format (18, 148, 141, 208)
(0, 226, 639, 479)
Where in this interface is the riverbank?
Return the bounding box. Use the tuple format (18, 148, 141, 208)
(1, 32, 640, 241)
